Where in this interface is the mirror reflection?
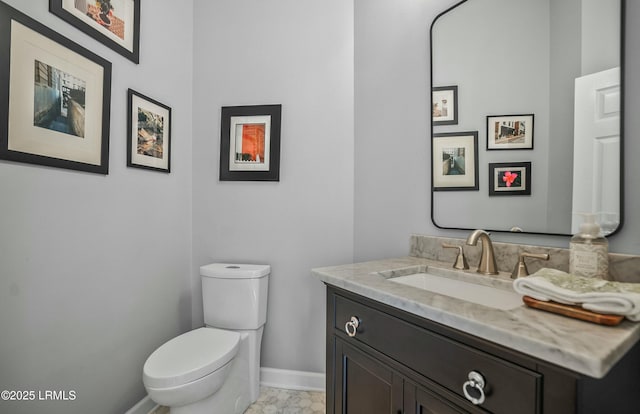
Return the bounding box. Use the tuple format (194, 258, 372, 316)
(431, 0, 623, 236)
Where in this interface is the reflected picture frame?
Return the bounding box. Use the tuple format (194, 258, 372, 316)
(50, 0, 140, 64)
(432, 85, 458, 125)
(432, 131, 478, 191)
(486, 114, 534, 150)
(219, 104, 282, 181)
(0, 1, 112, 174)
(489, 162, 532, 196)
(127, 89, 171, 173)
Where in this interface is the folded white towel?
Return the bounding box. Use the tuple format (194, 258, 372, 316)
(513, 268, 640, 321)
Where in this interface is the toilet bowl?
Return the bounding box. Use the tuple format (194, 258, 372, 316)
(142, 263, 269, 414)
(143, 327, 240, 407)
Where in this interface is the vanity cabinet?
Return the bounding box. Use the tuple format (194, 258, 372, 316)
(325, 286, 640, 414)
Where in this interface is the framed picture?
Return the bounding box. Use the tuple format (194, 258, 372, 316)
(0, 1, 112, 174)
(219, 104, 282, 181)
(486, 114, 534, 150)
(432, 131, 478, 191)
(50, 0, 140, 64)
(432, 85, 458, 125)
(127, 89, 171, 172)
(489, 162, 532, 196)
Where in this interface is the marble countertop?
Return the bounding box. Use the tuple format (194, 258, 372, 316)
(312, 256, 640, 379)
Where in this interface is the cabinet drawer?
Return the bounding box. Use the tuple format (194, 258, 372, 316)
(334, 294, 542, 414)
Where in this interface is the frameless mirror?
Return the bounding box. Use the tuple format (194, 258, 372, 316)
(431, 0, 624, 236)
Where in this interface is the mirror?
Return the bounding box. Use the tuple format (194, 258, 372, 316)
(431, 0, 624, 236)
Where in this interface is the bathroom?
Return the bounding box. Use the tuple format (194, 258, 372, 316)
(0, 0, 638, 413)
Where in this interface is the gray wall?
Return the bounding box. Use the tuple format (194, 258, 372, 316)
(1, 1, 639, 412)
(354, 0, 640, 260)
(0, 1, 194, 413)
(191, 0, 354, 374)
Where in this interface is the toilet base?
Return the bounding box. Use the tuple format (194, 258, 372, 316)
(168, 331, 253, 414)
(170, 356, 249, 414)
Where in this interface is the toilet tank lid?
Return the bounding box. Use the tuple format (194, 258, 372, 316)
(200, 263, 270, 279)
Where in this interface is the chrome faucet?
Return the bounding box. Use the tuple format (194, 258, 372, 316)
(466, 230, 498, 275)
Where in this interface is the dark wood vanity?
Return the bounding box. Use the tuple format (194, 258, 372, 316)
(325, 286, 640, 414)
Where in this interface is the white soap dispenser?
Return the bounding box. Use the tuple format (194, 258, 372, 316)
(569, 213, 609, 279)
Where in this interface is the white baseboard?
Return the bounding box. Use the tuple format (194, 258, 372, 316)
(126, 367, 325, 414)
(260, 367, 325, 392)
(124, 395, 158, 414)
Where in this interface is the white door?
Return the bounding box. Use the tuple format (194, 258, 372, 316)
(571, 67, 620, 234)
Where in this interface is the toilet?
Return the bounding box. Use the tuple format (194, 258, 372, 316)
(143, 263, 270, 414)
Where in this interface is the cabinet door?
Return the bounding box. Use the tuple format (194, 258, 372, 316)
(404, 383, 468, 414)
(334, 338, 403, 414)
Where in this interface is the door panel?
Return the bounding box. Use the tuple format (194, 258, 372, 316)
(572, 67, 620, 234)
(335, 338, 402, 414)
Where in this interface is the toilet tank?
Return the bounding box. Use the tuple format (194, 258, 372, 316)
(200, 263, 270, 330)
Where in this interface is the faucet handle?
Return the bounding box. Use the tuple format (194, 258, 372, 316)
(442, 243, 469, 270)
(511, 252, 550, 279)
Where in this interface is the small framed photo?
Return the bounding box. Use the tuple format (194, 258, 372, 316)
(486, 114, 534, 150)
(49, 0, 141, 63)
(432, 86, 458, 125)
(489, 162, 531, 196)
(432, 131, 478, 191)
(0, 1, 112, 174)
(219, 104, 282, 181)
(127, 89, 171, 172)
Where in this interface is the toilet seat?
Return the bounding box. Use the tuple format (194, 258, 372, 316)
(143, 327, 240, 389)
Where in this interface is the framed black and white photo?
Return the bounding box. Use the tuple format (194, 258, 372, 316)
(489, 162, 531, 196)
(50, 0, 140, 63)
(219, 104, 282, 181)
(432, 131, 478, 191)
(127, 89, 171, 172)
(432, 85, 458, 125)
(0, 1, 112, 174)
(486, 114, 534, 150)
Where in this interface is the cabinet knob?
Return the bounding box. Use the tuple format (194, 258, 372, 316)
(462, 370, 486, 405)
(344, 316, 360, 337)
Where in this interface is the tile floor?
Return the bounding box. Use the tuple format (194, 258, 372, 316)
(245, 386, 325, 414)
(152, 386, 325, 414)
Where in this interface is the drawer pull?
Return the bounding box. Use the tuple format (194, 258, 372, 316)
(462, 370, 486, 405)
(345, 316, 360, 337)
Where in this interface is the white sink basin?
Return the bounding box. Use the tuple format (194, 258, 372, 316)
(388, 272, 523, 310)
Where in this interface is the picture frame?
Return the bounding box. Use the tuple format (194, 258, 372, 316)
(432, 131, 478, 191)
(432, 85, 458, 125)
(219, 104, 282, 181)
(127, 89, 171, 173)
(489, 162, 532, 196)
(0, 1, 112, 174)
(486, 114, 534, 150)
(49, 0, 140, 64)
